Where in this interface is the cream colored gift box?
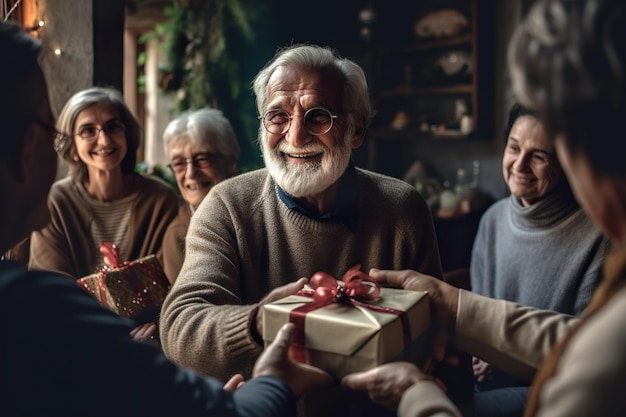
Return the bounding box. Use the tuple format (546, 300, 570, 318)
(263, 287, 430, 379)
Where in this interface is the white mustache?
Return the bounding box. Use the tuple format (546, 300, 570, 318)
(277, 143, 326, 156)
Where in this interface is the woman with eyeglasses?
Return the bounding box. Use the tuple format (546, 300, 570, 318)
(161, 107, 240, 283)
(29, 86, 178, 282)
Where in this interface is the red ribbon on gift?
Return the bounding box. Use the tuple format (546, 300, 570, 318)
(95, 242, 164, 315)
(97, 242, 121, 304)
(289, 264, 412, 366)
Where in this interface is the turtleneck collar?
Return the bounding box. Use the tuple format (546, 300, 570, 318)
(509, 182, 580, 228)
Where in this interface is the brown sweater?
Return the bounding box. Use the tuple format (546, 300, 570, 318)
(160, 167, 443, 383)
(29, 174, 178, 278)
(161, 203, 192, 283)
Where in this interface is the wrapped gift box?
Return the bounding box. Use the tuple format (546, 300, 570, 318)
(77, 254, 171, 323)
(263, 285, 430, 379)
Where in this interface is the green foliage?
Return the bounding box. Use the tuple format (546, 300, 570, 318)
(145, 0, 268, 172)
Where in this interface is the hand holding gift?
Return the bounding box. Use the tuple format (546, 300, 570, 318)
(254, 323, 334, 397)
(367, 268, 459, 362)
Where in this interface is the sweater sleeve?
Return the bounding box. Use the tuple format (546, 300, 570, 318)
(455, 290, 578, 381)
(29, 182, 82, 278)
(0, 265, 296, 417)
(398, 381, 462, 417)
(160, 189, 263, 381)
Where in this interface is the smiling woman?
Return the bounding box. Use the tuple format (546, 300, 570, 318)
(161, 107, 240, 282)
(28, 86, 179, 282)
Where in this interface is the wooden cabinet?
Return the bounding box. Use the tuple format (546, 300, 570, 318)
(369, 0, 493, 141)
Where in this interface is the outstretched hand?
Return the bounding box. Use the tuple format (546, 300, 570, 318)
(342, 362, 438, 409)
(253, 322, 333, 397)
(368, 269, 459, 362)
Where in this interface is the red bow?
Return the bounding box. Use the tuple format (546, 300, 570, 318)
(100, 242, 120, 269)
(299, 264, 381, 304)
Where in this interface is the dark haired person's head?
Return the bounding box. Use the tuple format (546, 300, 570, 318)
(0, 22, 58, 249)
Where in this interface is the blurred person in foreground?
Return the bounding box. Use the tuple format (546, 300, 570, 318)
(161, 107, 240, 283)
(0, 21, 331, 417)
(468, 102, 609, 417)
(342, 0, 626, 416)
(159, 44, 445, 416)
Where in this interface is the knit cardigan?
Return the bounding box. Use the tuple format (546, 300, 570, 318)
(160, 167, 443, 381)
(470, 185, 609, 316)
(29, 174, 178, 278)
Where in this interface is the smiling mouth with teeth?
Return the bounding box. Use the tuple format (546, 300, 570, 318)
(283, 152, 323, 159)
(94, 149, 115, 155)
(186, 182, 212, 190)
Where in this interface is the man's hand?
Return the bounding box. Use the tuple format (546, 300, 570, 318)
(342, 362, 436, 409)
(253, 323, 333, 397)
(255, 278, 308, 339)
(368, 269, 459, 362)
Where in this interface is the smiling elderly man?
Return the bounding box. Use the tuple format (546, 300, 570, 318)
(159, 44, 444, 417)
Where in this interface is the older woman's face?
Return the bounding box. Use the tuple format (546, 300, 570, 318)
(73, 102, 127, 177)
(502, 115, 563, 206)
(168, 139, 229, 208)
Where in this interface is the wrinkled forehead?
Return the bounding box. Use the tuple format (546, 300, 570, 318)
(266, 64, 344, 108)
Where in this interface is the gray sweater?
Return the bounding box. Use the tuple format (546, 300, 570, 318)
(470, 185, 609, 316)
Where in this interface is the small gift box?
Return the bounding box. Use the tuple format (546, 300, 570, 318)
(76, 243, 171, 323)
(263, 265, 430, 379)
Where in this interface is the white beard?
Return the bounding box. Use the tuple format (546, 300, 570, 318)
(262, 134, 352, 197)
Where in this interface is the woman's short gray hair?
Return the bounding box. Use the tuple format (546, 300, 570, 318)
(252, 44, 373, 141)
(163, 107, 240, 176)
(55, 87, 140, 179)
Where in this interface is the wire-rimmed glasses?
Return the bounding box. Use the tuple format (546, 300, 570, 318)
(167, 153, 221, 174)
(76, 120, 126, 142)
(258, 107, 339, 136)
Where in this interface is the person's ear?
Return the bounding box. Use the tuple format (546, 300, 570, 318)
(350, 122, 365, 149)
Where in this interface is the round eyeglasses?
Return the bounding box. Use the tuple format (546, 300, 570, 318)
(75, 120, 126, 142)
(258, 107, 339, 136)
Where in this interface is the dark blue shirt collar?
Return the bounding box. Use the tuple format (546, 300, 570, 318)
(276, 162, 358, 231)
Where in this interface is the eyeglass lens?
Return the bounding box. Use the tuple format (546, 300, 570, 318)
(77, 121, 126, 141)
(261, 107, 336, 135)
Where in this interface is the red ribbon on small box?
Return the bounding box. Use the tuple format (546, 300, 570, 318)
(77, 242, 170, 322)
(289, 264, 412, 364)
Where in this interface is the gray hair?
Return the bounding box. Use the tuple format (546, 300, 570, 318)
(252, 44, 373, 141)
(55, 87, 140, 179)
(509, 0, 626, 175)
(163, 107, 240, 176)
